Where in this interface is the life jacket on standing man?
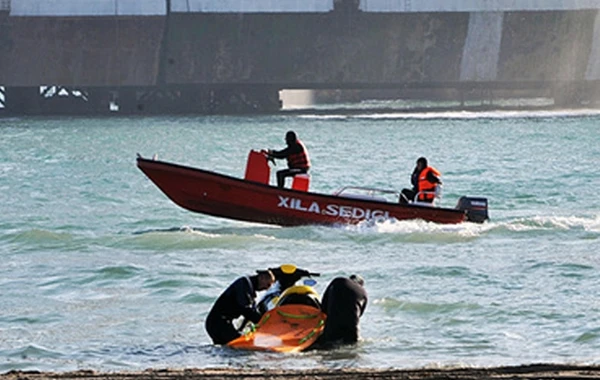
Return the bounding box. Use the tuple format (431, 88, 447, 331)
(267, 131, 311, 188)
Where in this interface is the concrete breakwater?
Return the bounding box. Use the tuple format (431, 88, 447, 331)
(1, 6, 599, 114)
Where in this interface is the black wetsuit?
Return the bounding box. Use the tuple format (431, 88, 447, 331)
(205, 276, 262, 345)
(319, 277, 368, 345)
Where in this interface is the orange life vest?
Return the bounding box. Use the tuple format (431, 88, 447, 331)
(287, 140, 310, 170)
(417, 166, 441, 201)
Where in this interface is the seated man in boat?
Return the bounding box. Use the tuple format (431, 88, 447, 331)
(267, 130, 311, 188)
(317, 274, 368, 346)
(399, 156, 442, 204)
(205, 269, 275, 345)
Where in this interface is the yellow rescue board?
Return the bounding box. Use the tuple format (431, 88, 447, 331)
(227, 304, 326, 352)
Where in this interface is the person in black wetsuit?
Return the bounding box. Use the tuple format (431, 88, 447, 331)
(267, 131, 311, 188)
(318, 274, 368, 346)
(205, 269, 275, 345)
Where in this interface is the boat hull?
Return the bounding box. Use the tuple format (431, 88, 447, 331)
(137, 157, 467, 226)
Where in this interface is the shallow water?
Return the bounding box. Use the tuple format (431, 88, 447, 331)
(1, 109, 599, 372)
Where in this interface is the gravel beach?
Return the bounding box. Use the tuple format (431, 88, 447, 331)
(4, 365, 600, 380)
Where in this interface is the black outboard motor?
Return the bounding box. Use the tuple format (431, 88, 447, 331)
(456, 196, 489, 223)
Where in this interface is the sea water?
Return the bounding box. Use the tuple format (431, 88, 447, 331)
(1, 109, 599, 372)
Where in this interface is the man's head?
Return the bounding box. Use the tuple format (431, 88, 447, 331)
(285, 130, 297, 145)
(416, 157, 428, 170)
(256, 269, 275, 291)
(350, 274, 365, 287)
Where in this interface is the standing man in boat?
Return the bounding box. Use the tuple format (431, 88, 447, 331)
(317, 274, 368, 346)
(205, 269, 275, 345)
(267, 130, 311, 188)
(400, 156, 442, 204)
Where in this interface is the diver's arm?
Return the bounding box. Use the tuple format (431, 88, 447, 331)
(234, 278, 262, 323)
(240, 305, 262, 323)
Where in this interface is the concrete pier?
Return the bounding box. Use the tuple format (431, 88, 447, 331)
(1, 1, 600, 114)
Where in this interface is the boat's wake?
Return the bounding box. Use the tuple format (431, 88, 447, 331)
(125, 214, 599, 250)
(348, 218, 492, 239)
(342, 213, 600, 240)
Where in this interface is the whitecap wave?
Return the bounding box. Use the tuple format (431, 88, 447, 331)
(503, 215, 600, 232)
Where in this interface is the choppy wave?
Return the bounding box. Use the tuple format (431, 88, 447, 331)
(1, 344, 64, 360)
(3, 228, 76, 246)
(114, 226, 281, 251)
(1, 214, 597, 258)
(0, 344, 69, 372)
(86, 265, 143, 282)
(504, 215, 600, 233)
(64, 213, 600, 252)
(374, 297, 482, 315)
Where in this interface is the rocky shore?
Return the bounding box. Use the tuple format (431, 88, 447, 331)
(3, 364, 600, 380)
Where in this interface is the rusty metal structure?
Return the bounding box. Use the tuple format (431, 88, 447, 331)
(1, 0, 600, 115)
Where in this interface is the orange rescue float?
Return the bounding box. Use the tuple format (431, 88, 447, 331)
(228, 282, 326, 353)
(227, 304, 326, 353)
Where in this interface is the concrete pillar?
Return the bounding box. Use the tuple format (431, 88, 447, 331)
(585, 11, 600, 80)
(460, 12, 504, 81)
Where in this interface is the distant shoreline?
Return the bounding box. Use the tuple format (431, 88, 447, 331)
(3, 364, 600, 380)
(2, 103, 600, 118)
(281, 103, 600, 116)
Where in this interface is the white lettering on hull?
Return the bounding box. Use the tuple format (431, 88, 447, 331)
(277, 196, 390, 220)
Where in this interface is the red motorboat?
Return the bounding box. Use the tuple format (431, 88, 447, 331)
(136, 151, 488, 226)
